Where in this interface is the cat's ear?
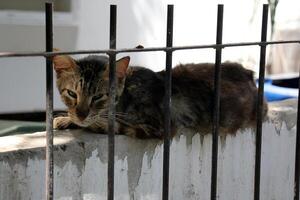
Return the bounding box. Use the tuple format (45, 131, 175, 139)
(116, 56, 130, 79)
(52, 55, 76, 73)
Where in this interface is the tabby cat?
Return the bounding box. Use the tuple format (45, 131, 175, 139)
(53, 55, 268, 139)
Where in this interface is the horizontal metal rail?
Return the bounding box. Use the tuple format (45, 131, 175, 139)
(0, 40, 299, 58)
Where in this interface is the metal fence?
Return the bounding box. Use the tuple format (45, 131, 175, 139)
(0, 2, 299, 200)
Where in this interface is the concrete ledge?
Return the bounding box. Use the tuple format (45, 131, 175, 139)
(0, 99, 298, 200)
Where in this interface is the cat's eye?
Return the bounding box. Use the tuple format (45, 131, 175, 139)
(67, 90, 77, 98)
(92, 94, 104, 102)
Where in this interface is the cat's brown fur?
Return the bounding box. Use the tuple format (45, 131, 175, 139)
(168, 62, 268, 133)
(53, 55, 268, 139)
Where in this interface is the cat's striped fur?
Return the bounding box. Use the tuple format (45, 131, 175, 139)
(53, 55, 268, 139)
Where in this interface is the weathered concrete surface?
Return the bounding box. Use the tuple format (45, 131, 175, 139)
(0, 99, 298, 200)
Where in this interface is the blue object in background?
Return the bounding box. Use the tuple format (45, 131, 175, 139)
(258, 77, 299, 102)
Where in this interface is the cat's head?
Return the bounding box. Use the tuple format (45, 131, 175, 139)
(53, 54, 130, 127)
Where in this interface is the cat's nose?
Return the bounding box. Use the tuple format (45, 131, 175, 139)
(76, 108, 89, 121)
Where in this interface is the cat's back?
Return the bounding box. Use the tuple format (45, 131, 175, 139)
(172, 62, 254, 83)
(169, 62, 266, 133)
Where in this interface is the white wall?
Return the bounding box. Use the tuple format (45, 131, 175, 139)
(0, 0, 299, 113)
(0, 100, 298, 199)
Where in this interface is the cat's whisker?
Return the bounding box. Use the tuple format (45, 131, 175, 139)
(94, 114, 134, 128)
(115, 117, 135, 128)
(115, 112, 128, 116)
(98, 112, 128, 117)
(99, 114, 127, 118)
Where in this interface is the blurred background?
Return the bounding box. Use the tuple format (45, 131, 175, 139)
(0, 0, 299, 114)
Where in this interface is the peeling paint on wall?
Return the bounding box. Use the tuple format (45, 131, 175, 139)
(0, 99, 298, 200)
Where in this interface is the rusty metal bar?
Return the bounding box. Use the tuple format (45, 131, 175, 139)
(162, 5, 174, 200)
(210, 4, 223, 200)
(45, 2, 54, 200)
(294, 66, 300, 200)
(107, 4, 117, 200)
(0, 40, 299, 58)
(254, 4, 269, 200)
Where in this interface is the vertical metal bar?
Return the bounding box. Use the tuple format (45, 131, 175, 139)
(162, 5, 174, 200)
(210, 4, 223, 200)
(294, 67, 300, 200)
(254, 4, 269, 200)
(45, 2, 54, 200)
(108, 5, 117, 200)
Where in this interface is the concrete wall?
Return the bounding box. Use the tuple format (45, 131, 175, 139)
(0, 99, 298, 200)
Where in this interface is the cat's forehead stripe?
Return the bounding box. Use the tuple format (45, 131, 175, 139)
(81, 69, 96, 94)
(75, 56, 108, 95)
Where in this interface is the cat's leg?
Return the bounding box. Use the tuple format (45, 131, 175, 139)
(53, 116, 73, 129)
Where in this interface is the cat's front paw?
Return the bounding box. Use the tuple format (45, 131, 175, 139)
(53, 116, 72, 130)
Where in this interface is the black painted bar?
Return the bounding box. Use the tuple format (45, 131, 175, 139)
(45, 2, 54, 200)
(294, 68, 300, 200)
(162, 5, 174, 200)
(108, 5, 117, 200)
(210, 4, 223, 200)
(254, 4, 269, 200)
